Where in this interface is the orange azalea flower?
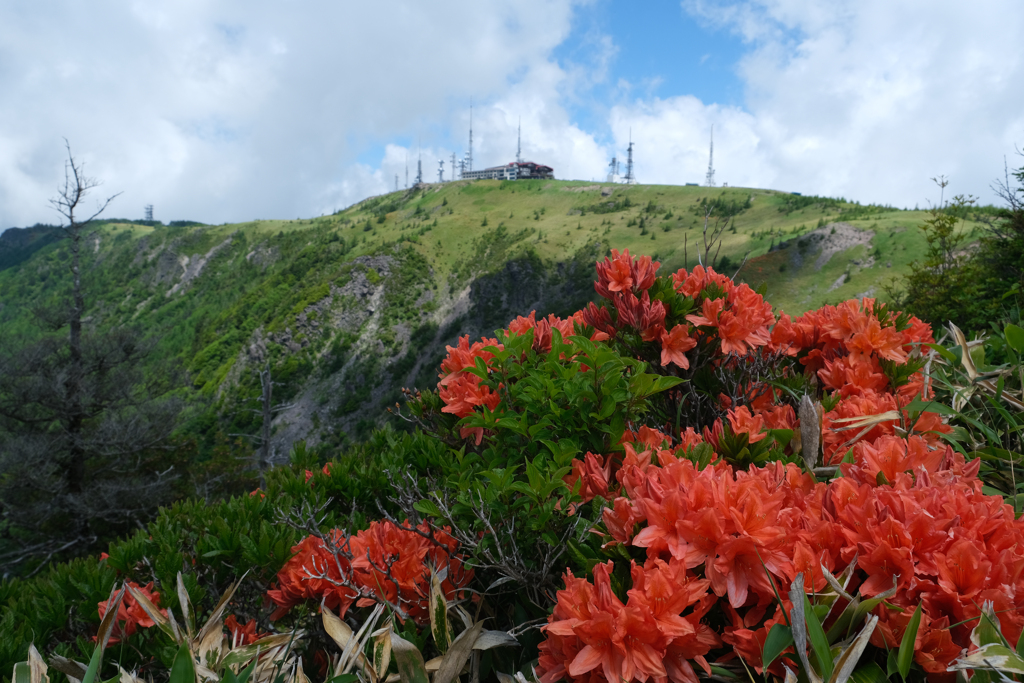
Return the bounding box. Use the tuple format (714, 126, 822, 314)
(685, 296, 724, 329)
(660, 324, 697, 368)
(708, 534, 789, 609)
(672, 264, 734, 299)
(267, 530, 357, 620)
(580, 302, 615, 340)
(438, 373, 500, 418)
(224, 614, 265, 647)
(935, 538, 991, 600)
(565, 452, 617, 502)
(595, 249, 636, 298)
(725, 406, 767, 444)
(438, 335, 501, 383)
(630, 254, 660, 291)
(97, 581, 166, 644)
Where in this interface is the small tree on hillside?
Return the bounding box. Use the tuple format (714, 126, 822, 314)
(885, 177, 985, 330)
(889, 163, 1024, 332)
(0, 142, 185, 575)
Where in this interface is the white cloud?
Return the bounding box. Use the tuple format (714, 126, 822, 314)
(0, 1, 580, 228)
(3, 0, 1022, 231)
(614, 0, 1024, 206)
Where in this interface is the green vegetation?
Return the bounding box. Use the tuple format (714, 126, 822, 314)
(0, 176, 1005, 575)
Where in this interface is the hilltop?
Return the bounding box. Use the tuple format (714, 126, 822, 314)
(0, 179, 991, 459)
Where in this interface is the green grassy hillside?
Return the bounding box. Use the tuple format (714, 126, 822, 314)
(0, 179, 991, 461)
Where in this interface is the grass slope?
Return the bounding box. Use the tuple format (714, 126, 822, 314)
(0, 179, 991, 458)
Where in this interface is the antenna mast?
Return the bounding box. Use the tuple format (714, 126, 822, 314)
(623, 130, 636, 185)
(451, 152, 457, 180)
(144, 204, 153, 222)
(468, 101, 474, 172)
(395, 174, 398, 192)
(405, 153, 409, 189)
(607, 157, 618, 183)
(705, 125, 716, 187)
(517, 117, 522, 164)
(438, 159, 444, 183)
(416, 155, 423, 185)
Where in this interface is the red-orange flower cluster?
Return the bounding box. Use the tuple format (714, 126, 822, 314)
(267, 520, 472, 625)
(224, 614, 266, 647)
(539, 561, 718, 683)
(540, 434, 1024, 682)
(97, 581, 166, 644)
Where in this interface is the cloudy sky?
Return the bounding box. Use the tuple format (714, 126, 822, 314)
(1, 0, 1022, 230)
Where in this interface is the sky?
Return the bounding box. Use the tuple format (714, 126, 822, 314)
(1, 0, 1023, 231)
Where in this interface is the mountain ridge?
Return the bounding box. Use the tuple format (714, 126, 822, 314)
(0, 179, 989, 458)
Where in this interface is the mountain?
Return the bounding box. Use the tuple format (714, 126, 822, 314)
(0, 179, 989, 458)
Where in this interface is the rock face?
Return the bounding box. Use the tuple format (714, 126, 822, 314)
(772, 222, 875, 271)
(166, 236, 235, 296)
(259, 245, 602, 459)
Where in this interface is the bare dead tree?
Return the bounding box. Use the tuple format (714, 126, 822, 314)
(682, 201, 749, 278)
(48, 140, 121, 493)
(231, 362, 295, 489)
(0, 143, 183, 576)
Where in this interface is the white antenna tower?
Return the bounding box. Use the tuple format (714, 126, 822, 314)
(416, 155, 423, 185)
(467, 100, 474, 172)
(405, 154, 409, 189)
(705, 125, 716, 187)
(623, 130, 636, 185)
(438, 159, 444, 183)
(451, 152, 456, 181)
(517, 117, 522, 164)
(395, 174, 398, 192)
(607, 157, 618, 183)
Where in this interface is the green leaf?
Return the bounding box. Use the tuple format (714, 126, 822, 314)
(769, 429, 795, 449)
(390, 632, 430, 683)
(886, 650, 898, 679)
(897, 603, 922, 681)
(804, 594, 834, 683)
(652, 375, 686, 393)
(789, 575, 823, 683)
(848, 662, 888, 683)
(413, 499, 443, 518)
(710, 666, 739, 680)
(975, 600, 1010, 648)
(763, 624, 795, 671)
(901, 397, 958, 417)
(828, 614, 878, 683)
(923, 342, 959, 364)
(949, 644, 1024, 676)
(826, 596, 861, 642)
(1006, 324, 1024, 353)
(169, 645, 196, 683)
(429, 567, 451, 653)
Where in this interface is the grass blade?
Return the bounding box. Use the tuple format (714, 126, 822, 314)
(803, 594, 834, 683)
(788, 574, 823, 683)
(168, 645, 195, 683)
(897, 603, 922, 681)
(429, 566, 451, 653)
(762, 624, 794, 672)
(828, 614, 878, 683)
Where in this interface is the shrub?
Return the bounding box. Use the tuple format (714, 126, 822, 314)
(6, 249, 1021, 683)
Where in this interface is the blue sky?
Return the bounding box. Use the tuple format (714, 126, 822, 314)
(1, 0, 1022, 229)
